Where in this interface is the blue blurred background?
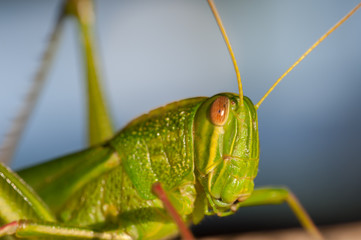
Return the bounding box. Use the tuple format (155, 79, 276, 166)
(1, 0, 361, 237)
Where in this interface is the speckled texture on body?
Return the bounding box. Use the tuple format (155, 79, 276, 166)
(59, 97, 206, 239)
(110, 97, 205, 200)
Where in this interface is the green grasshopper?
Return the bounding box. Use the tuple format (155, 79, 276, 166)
(1, 0, 361, 239)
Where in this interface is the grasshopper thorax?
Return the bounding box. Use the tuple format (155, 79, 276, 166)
(194, 93, 259, 213)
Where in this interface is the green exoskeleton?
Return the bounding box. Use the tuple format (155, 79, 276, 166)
(1, 0, 360, 239)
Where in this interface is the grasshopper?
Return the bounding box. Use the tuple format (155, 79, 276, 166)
(1, 0, 361, 239)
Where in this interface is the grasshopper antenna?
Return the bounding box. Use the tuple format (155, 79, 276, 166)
(0, 2, 67, 165)
(255, 2, 361, 109)
(208, 0, 244, 107)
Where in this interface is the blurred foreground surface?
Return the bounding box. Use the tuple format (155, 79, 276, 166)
(199, 221, 361, 240)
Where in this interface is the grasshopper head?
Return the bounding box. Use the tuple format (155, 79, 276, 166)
(194, 93, 259, 211)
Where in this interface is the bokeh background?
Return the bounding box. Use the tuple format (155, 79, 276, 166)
(1, 0, 361, 237)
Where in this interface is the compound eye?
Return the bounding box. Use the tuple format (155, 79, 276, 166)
(210, 96, 229, 126)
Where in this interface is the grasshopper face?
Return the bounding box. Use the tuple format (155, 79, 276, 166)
(194, 93, 259, 211)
